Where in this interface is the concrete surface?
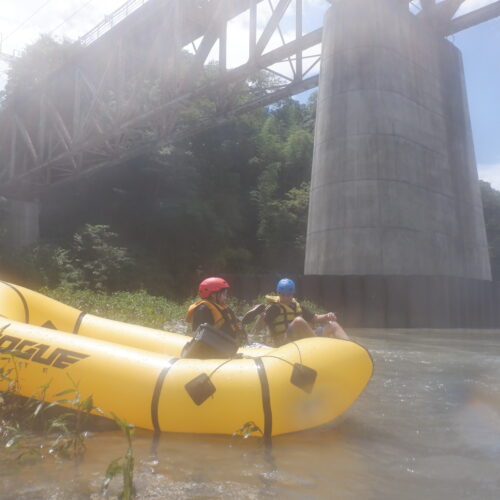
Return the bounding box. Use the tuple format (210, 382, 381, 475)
(305, 0, 491, 279)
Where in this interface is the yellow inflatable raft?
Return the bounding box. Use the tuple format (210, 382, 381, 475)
(0, 281, 373, 437)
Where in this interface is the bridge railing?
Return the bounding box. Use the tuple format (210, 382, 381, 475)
(79, 0, 151, 46)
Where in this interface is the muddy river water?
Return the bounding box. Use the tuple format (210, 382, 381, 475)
(2, 329, 500, 499)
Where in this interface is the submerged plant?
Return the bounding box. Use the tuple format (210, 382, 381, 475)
(0, 363, 102, 467)
(0, 347, 48, 465)
(47, 375, 103, 461)
(232, 421, 263, 440)
(102, 412, 136, 500)
(2, 370, 139, 498)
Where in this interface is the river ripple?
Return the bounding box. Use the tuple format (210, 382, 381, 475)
(1, 329, 499, 499)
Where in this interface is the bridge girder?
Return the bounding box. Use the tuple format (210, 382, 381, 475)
(446, 0, 500, 35)
(0, 0, 324, 198)
(1, 0, 499, 198)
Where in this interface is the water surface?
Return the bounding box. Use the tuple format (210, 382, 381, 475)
(2, 329, 499, 499)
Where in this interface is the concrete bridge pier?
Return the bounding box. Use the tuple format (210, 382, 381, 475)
(2, 199, 39, 249)
(305, 0, 491, 280)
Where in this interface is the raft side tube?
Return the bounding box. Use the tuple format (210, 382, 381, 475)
(0, 318, 373, 436)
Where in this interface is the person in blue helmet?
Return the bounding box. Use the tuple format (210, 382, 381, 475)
(258, 278, 350, 346)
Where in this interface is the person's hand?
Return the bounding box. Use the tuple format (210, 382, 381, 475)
(325, 312, 337, 322)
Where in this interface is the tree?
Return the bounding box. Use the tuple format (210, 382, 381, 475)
(3, 35, 319, 292)
(54, 224, 134, 292)
(251, 99, 314, 271)
(1, 35, 81, 105)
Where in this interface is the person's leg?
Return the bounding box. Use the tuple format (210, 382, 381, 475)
(288, 316, 315, 339)
(322, 321, 350, 341)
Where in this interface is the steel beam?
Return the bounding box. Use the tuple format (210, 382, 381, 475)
(13, 0, 479, 199)
(34, 74, 320, 193)
(446, 0, 500, 35)
(0, 10, 323, 198)
(255, 0, 293, 56)
(114, 28, 323, 132)
(15, 117, 39, 166)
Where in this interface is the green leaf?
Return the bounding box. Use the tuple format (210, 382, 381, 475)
(53, 388, 76, 397)
(79, 395, 94, 412)
(33, 401, 45, 417)
(232, 421, 263, 439)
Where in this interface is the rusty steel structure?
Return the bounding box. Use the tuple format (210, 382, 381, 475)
(0, 0, 499, 200)
(0, 0, 325, 198)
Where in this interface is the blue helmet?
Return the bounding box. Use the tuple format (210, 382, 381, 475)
(276, 278, 295, 294)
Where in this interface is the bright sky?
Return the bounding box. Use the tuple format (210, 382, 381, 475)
(0, 0, 499, 188)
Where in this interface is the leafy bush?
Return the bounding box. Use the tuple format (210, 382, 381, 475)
(54, 224, 134, 292)
(0, 224, 135, 293)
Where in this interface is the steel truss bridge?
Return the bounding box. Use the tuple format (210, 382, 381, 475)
(1, 0, 499, 199)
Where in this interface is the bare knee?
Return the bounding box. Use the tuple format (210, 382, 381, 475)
(290, 317, 308, 327)
(289, 317, 313, 338)
(323, 321, 350, 341)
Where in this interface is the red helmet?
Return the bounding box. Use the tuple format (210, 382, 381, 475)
(198, 277, 229, 299)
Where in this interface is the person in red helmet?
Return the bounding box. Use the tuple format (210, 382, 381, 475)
(186, 277, 247, 346)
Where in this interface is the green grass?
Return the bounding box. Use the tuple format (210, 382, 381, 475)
(41, 286, 191, 330)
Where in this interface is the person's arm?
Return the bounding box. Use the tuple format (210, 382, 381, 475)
(300, 305, 336, 324)
(241, 303, 265, 324)
(191, 304, 214, 331)
(263, 304, 279, 326)
(313, 311, 337, 324)
(228, 307, 248, 345)
(300, 306, 316, 324)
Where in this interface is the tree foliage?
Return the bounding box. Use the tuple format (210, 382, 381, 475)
(53, 224, 134, 291)
(1, 35, 81, 104)
(0, 37, 317, 294)
(2, 37, 500, 295)
(32, 92, 315, 293)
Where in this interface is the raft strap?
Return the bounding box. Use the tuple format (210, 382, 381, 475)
(254, 358, 272, 445)
(150, 358, 179, 433)
(73, 312, 86, 334)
